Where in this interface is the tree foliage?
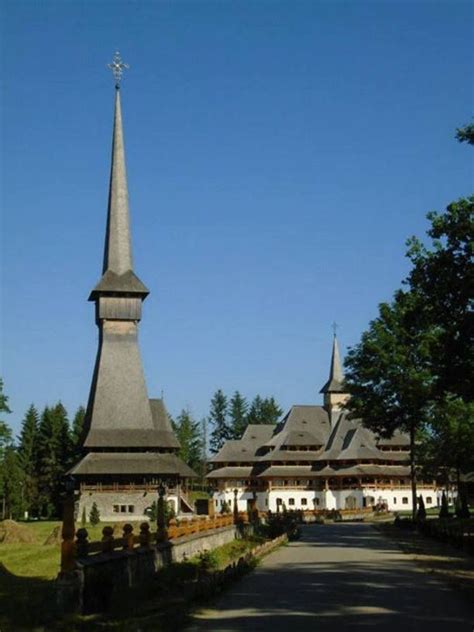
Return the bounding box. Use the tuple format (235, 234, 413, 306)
(209, 389, 231, 453)
(17, 404, 40, 516)
(173, 408, 203, 473)
(344, 291, 433, 518)
(455, 121, 474, 145)
(89, 501, 100, 525)
(345, 127, 473, 519)
(229, 391, 248, 439)
(406, 196, 474, 402)
(71, 405, 86, 463)
(36, 403, 72, 517)
(0, 379, 12, 461)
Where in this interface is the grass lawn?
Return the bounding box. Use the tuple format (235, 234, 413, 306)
(0, 519, 153, 631)
(0, 514, 270, 631)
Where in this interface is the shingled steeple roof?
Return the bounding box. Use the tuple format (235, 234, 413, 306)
(320, 334, 346, 394)
(89, 87, 148, 300)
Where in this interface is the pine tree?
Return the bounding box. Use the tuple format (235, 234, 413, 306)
(246, 395, 282, 425)
(209, 389, 231, 453)
(1, 447, 24, 520)
(246, 395, 264, 425)
(0, 379, 13, 520)
(0, 378, 12, 461)
(51, 402, 72, 470)
(174, 409, 202, 472)
(71, 405, 86, 463)
(36, 403, 72, 518)
(17, 404, 40, 518)
(417, 495, 426, 521)
(89, 502, 100, 526)
(229, 391, 248, 439)
(199, 417, 208, 480)
(259, 397, 283, 425)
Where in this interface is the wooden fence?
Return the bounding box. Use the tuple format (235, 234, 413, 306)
(71, 514, 235, 560)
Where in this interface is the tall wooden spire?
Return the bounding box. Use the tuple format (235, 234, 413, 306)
(82, 82, 156, 448)
(89, 86, 148, 300)
(103, 88, 133, 275)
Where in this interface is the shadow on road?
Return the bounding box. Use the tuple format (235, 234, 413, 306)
(188, 523, 474, 632)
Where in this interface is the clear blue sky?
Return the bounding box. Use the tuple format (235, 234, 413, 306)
(1, 1, 473, 435)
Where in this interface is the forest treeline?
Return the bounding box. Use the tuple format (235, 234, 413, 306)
(0, 386, 283, 519)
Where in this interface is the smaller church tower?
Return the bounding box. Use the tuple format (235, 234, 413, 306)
(320, 334, 350, 415)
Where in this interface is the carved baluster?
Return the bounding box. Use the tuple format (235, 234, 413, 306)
(101, 526, 115, 552)
(76, 528, 89, 558)
(122, 523, 134, 550)
(139, 522, 151, 547)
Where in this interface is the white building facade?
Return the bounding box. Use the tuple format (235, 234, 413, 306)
(208, 337, 438, 513)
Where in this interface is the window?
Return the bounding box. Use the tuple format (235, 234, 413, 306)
(402, 497, 408, 505)
(301, 498, 307, 506)
(393, 498, 397, 504)
(426, 497, 432, 504)
(121, 505, 126, 512)
(113, 505, 119, 513)
(313, 498, 320, 506)
(128, 505, 135, 513)
(276, 498, 283, 505)
(289, 498, 295, 506)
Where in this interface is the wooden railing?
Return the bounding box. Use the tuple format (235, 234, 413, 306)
(72, 515, 235, 560)
(167, 514, 233, 539)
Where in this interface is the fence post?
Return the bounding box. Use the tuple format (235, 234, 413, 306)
(101, 526, 115, 552)
(233, 489, 239, 525)
(139, 522, 151, 548)
(75, 528, 89, 558)
(60, 478, 76, 572)
(122, 523, 134, 550)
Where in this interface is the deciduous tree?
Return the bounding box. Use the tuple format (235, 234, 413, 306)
(344, 290, 433, 520)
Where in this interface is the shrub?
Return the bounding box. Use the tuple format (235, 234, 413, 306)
(455, 492, 470, 519)
(197, 549, 219, 572)
(89, 502, 100, 526)
(417, 496, 426, 522)
(439, 491, 449, 518)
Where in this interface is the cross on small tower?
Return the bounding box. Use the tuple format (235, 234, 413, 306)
(332, 321, 339, 337)
(107, 51, 129, 89)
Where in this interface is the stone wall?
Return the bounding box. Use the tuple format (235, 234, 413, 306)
(57, 525, 237, 615)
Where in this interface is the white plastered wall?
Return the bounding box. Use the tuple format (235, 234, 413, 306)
(212, 485, 440, 513)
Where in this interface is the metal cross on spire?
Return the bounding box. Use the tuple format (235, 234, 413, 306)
(107, 51, 129, 89)
(332, 321, 339, 337)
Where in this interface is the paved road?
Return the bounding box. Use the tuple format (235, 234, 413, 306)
(186, 523, 473, 631)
